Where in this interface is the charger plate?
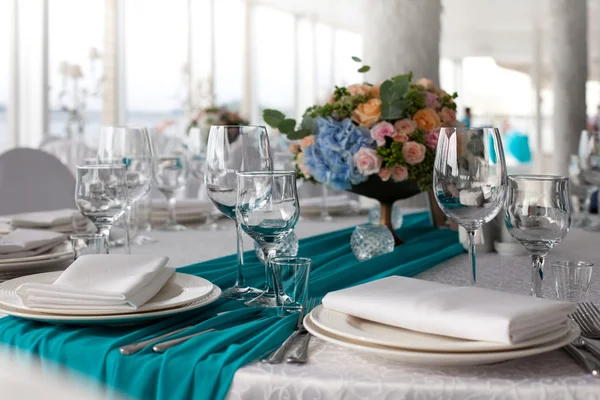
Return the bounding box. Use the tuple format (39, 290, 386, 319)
(304, 315, 579, 366)
(310, 305, 572, 353)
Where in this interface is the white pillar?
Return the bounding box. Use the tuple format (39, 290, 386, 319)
(550, 0, 588, 175)
(188, 0, 215, 111)
(14, 0, 48, 147)
(362, 0, 441, 84)
(532, 8, 544, 174)
(241, 0, 253, 121)
(8, 0, 19, 148)
(102, 0, 126, 126)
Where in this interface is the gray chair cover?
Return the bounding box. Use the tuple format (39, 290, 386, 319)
(39, 137, 96, 174)
(0, 148, 76, 215)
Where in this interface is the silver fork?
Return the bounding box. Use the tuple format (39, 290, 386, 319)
(570, 303, 600, 360)
(261, 299, 310, 364)
(287, 298, 319, 364)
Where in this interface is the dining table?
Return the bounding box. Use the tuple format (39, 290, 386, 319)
(2, 211, 600, 399)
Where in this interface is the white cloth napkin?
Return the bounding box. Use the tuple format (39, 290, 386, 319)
(10, 209, 84, 228)
(16, 254, 174, 310)
(0, 229, 66, 259)
(322, 276, 577, 344)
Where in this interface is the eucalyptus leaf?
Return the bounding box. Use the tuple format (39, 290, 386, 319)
(263, 109, 286, 128)
(300, 114, 315, 133)
(351, 56, 362, 62)
(278, 119, 297, 134)
(358, 66, 371, 73)
(287, 129, 312, 140)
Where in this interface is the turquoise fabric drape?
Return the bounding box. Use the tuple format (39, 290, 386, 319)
(0, 212, 462, 400)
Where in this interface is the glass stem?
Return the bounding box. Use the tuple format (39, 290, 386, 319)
(531, 254, 546, 297)
(262, 245, 277, 294)
(124, 205, 132, 254)
(166, 193, 177, 226)
(98, 225, 111, 253)
(467, 230, 477, 285)
(320, 186, 330, 219)
(234, 222, 247, 289)
(583, 191, 592, 222)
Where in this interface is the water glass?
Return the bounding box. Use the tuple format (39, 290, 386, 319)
(153, 155, 189, 231)
(504, 175, 571, 297)
(350, 223, 394, 261)
(70, 233, 108, 259)
(271, 256, 311, 315)
(552, 261, 593, 302)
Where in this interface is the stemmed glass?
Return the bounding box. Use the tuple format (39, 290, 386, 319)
(205, 125, 272, 300)
(153, 152, 189, 231)
(568, 155, 595, 227)
(504, 175, 571, 297)
(236, 170, 300, 307)
(434, 127, 508, 285)
(75, 164, 128, 253)
(97, 127, 154, 250)
(577, 130, 600, 230)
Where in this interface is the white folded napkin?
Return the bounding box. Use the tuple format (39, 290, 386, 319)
(16, 254, 174, 310)
(10, 209, 86, 228)
(322, 276, 577, 344)
(0, 229, 66, 258)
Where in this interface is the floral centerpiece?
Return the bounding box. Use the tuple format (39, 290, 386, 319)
(263, 58, 458, 244)
(187, 106, 248, 135)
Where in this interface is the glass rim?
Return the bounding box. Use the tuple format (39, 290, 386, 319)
(270, 256, 312, 265)
(508, 174, 568, 182)
(236, 170, 295, 177)
(76, 163, 126, 170)
(552, 260, 594, 268)
(209, 124, 266, 129)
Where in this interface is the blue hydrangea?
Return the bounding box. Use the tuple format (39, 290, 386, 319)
(303, 117, 375, 191)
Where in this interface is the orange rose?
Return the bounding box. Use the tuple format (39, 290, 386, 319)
(413, 108, 441, 131)
(369, 82, 381, 98)
(352, 98, 381, 127)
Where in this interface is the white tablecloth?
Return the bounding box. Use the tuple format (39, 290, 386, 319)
(110, 215, 600, 400)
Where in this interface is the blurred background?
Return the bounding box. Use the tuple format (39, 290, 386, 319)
(0, 0, 597, 175)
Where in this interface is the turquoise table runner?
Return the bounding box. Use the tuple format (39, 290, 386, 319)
(0, 212, 462, 400)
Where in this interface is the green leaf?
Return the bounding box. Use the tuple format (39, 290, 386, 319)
(351, 56, 362, 62)
(263, 109, 286, 128)
(287, 129, 312, 140)
(358, 65, 370, 73)
(300, 114, 315, 133)
(278, 119, 297, 134)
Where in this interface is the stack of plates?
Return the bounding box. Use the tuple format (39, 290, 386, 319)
(306, 305, 580, 366)
(0, 271, 221, 325)
(0, 242, 74, 282)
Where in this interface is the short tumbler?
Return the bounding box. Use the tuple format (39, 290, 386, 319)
(271, 256, 311, 314)
(552, 260, 594, 302)
(70, 233, 109, 260)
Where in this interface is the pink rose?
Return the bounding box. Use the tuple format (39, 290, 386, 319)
(425, 127, 440, 149)
(392, 132, 408, 143)
(353, 147, 382, 176)
(296, 152, 311, 178)
(300, 135, 315, 150)
(394, 119, 417, 136)
(402, 141, 427, 165)
(347, 84, 371, 97)
(416, 78, 435, 89)
(379, 168, 392, 182)
(440, 107, 456, 124)
(425, 91, 440, 109)
(370, 121, 395, 146)
(391, 165, 408, 182)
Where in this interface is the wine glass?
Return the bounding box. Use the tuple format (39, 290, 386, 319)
(97, 127, 154, 250)
(188, 127, 225, 231)
(568, 155, 596, 227)
(433, 127, 508, 285)
(205, 125, 272, 300)
(153, 153, 189, 231)
(75, 164, 128, 253)
(236, 170, 300, 307)
(504, 175, 571, 297)
(577, 130, 600, 230)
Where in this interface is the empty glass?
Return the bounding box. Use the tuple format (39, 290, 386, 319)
(271, 256, 311, 314)
(153, 155, 189, 231)
(236, 170, 300, 308)
(505, 175, 571, 297)
(75, 164, 128, 252)
(434, 127, 508, 285)
(205, 125, 272, 300)
(552, 261, 593, 302)
(70, 233, 108, 259)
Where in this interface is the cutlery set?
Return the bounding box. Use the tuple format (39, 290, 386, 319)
(565, 302, 600, 375)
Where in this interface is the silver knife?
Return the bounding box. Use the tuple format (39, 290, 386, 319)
(564, 344, 600, 376)
(120, 326, 192, 355)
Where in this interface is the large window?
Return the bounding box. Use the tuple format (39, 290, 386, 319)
(48, 0, 104, 139)
(0, 1, 11, 151)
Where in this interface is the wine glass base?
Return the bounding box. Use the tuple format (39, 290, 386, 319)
(158, 223, 187, 232)
(244, 292, 277, 308)
(220, 286, 262, 301)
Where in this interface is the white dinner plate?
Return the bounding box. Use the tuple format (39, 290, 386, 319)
(304, 315, 580, 366)
(0, 256, 73, 281)
(0, 271, 216, 316)
(310, 305, 572, 353)
(0, 242, 73, 265)
(0, 285, 222, 326)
